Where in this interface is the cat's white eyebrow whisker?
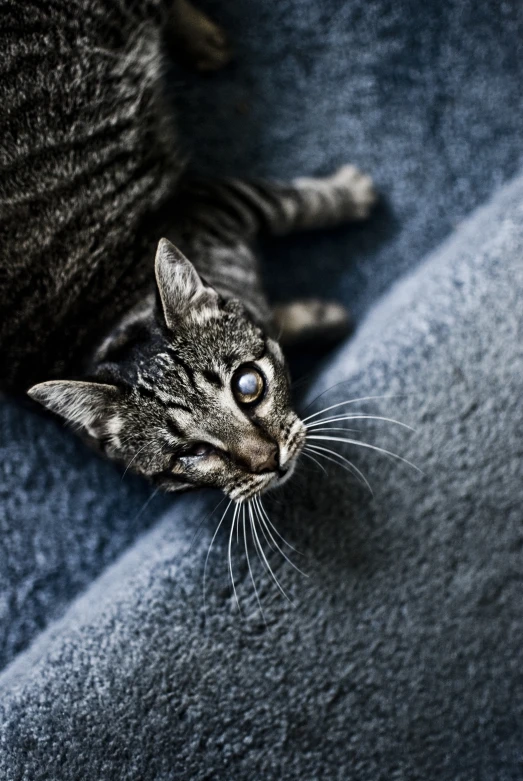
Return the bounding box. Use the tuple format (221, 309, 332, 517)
(255, 497, 308, 577)
(250, 501, 293, 604)
(305, 414, 415, 431)
(245, 502, 266, 624)
(301, 394, 409, 423)
(203, 498, 232, 612)
(258, 496, 303, 556)
(305, 444, 374, 495)
(228, 503, 242, 615)
(307, 435, 424, 474)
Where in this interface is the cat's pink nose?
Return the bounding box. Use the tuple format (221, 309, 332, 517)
(245, 443, 279, 474)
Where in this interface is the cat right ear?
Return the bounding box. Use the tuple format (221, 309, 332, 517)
(155, 238, 218, 328)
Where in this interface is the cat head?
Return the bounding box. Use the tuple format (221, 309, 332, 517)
(28, 239, 305, 500)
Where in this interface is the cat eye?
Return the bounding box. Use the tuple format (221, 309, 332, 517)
(231, 366, 265, 406)
(181, 442, 215, 458)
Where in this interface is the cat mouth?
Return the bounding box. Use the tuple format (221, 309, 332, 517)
(230, 450, 301, 501)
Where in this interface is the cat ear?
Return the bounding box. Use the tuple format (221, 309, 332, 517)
(154, 238, 218, 328)
(28, 380, 120, 437)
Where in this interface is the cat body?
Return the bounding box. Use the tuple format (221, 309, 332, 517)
(1, 0, 181, 387)
(0, 0, 376, 498)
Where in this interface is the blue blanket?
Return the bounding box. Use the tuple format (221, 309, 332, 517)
(2, 1, 523, 778)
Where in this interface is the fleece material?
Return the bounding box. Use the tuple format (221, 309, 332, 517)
(1, 0, 523, 777)
(2, 164, 523, 780)
(2, 0, 523, 671)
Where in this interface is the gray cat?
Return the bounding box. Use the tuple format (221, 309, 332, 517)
(0, 0, 376, 500)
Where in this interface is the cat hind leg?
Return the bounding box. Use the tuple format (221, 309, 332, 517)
(167, 0, 232, 71)
(272, 300, 351, 348)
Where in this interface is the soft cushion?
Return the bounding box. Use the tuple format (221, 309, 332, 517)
(2, 167, 523, 780)
(2, 0, 523, 671)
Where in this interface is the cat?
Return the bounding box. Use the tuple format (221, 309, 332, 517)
(0, 0, 376, 500)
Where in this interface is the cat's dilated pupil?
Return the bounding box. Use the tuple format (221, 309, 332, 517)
(1, 0, 376, 499)
(231, 367, 265, 405)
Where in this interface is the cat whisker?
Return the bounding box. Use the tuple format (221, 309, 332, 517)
(304, 444, 374, 495)
(189, 493, 227, 554)
(131, 485, 161, 522)
(301, 449, 328, 474)
(246, 502, 266, 624)
(228, 502, 242, 615)
(307, 434, 424, 474)
(250, 502, 276, 567)
(258, 496, 304, 557)
(250, 501, 293, 604)
(255, 497, 307, 576)
(203, 498, 232, 613)
(121, 441, 152, 479)
(305, 414, 415, 431)
(304, 426, 361, 435)
(252, 499, 277, 553)
(299, 379, 366, 416)
(301, 394, 413, 424)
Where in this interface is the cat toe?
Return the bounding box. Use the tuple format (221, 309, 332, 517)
(332, 164, 378, 219)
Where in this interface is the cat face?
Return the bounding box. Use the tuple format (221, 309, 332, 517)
(29, 240, 305, 500)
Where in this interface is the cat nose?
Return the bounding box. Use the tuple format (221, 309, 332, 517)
(246, 443, 279, 474)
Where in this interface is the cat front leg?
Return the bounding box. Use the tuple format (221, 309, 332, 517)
(166, 0, 232, 71)
(175, 165, 376, 348)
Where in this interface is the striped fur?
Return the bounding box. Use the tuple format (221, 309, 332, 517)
(29, 241, 306, 499)
(2, 0, 376, 496)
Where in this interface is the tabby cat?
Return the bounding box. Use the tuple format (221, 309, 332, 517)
(0, 0, 376, 500)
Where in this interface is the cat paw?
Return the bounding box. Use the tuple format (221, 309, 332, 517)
(191, 21, 232, 72)
(273, 299, 351, 348)
(330, 164, 378, 220)
(170, 0, 232, 72)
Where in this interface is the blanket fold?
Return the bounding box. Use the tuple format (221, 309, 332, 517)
(2, 170, 523, 780)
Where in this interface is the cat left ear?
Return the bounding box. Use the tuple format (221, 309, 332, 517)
(28, 380, 120, 437)
(155, 238, 218, 328)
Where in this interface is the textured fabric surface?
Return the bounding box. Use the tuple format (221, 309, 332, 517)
(176, 0, 523, 316)
(0, 401, 171, 670)
(2, 0, 523, 671)
(2, 165, 523, 780)
(2, 0, 523, 777)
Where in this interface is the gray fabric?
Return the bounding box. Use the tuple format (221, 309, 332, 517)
(0, 401, 171, 670)
(177, 0, 523, 317)
(2, 170, 523, 780)
(2, 0, 523, 776)
(3, 0, 523, 671)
